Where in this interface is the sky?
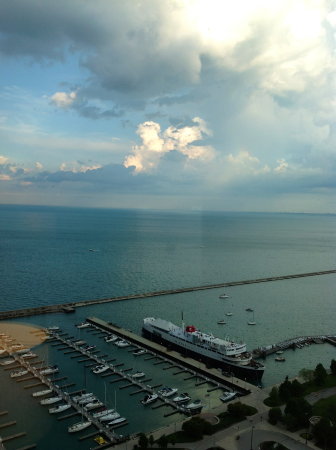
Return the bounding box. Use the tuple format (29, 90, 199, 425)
(0, 0, 336, 213)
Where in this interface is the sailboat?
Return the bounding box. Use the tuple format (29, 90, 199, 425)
(248, 311, 256, 325)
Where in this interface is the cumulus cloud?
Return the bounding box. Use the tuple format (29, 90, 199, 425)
(124, 117, 214, 173)
(50, 91, 77, 108)
(59, 161, 102, 173)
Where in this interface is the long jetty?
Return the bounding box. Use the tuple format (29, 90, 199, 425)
(1, 269, 335, 320)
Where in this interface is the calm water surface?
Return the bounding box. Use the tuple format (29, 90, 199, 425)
(0, 205, 336, 448)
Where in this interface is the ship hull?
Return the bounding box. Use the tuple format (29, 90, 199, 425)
(142, 327, 264, 383)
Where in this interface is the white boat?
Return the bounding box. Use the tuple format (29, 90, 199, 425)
(77, 395, 96, 405)
(220, 391, 237, 402)
(115, 340, 130, 348)
(107, 417, 127, 426)
(275, 356, 286, 362)
(92, 364, 109, 374)
(131, 371, 146, 379)
(1, 359, 15, 365)
(225, 312, 233, 317)
(98, 412, 120, 422)
(217, 320, 226, 325)
(92, 408, 115, 419)
(184, 399, 203, 412)
(49, 403, 71, 414)
(32, 389, 53, 398)
(219, 294, 229, 299)
(84, 400, 104, 411)
(40, 365, 59, 375)
(173, 392, 191, 404)
(158, 387, 178, 397)
(10, 368, 28, 378)
(104, 335, 118, 343)
(47, 326, 60, 331)
(68, 420, 92, 433)
(40, 396, 63, 405)
(76, 322, 90, 329)
(141, 393, 158, 405)
(72, 392, 93, 402)
(142, 317, 265, 381)
(247, 311, 256, 326)
(276, 350, 283, 355)
(133, 349, 146, 356)
(21, 351, 37, 359)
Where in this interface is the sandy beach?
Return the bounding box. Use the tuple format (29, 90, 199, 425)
(0, 322, 47, 351)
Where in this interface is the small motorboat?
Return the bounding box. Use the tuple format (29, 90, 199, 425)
(32, 389, 53, 398)
(133, 349, 146, 356)
(68, 420, 92, 433)
(158, 387, 178, 398)
(173, 392, 191, 404)
(217, 320, 226, 325)
(220, 391, 237, 402)
(275, 356, 286, 362)
(84, 400, 104, 411)
(141, 394, 158, 405)
(98, 412, 120, 422)
(104, 334, 118, 343)
(219, 294, 229, 299)
(184, 399, 203, 413)
(92, 364, 109, 374)
(77, 395, 96, 405)
(245, 308, 254, 312)
(115, 340, 130, 348)
(107, 417, 127, 426)
(40, 365, 59, 375)
(225, 312, 233, 317)
(10, 368, 28, 378)
(72, 392, 94, 402)
(1, 359, 15, 366)
(92, 408, 115, 419)
(76, 322, 90, 329)
(40, 396, 63, 405)
(276, 350, 284, 355)
(131, 371, 146, 379)
(49, 403, 72, 414)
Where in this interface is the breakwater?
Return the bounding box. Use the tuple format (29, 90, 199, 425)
(1, 269, 335, 320)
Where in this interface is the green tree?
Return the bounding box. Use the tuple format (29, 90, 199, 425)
(138, 433, 148, 449)
(268, 386, 281, 405)
(313, 417, 335, 449)
(148, 434, 154, 447)
(299, 368, 314, 382)
(314, 363, 327, 385)
(330, 359, 336, 376)
(290, 379, 304, 397)
(278, 377, 292, 402)
(268, 407, 282, 425)
(157, 434, 168, 448)
(182, 416, 207, 439)
(284, 397, 312, 430)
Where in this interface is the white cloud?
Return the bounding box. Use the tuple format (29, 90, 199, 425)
(50, 91, 77, 108)
(0, 155, 9, 165)
(0, 174, 11, 181)
(124, 118, 214, 173)
(59, 162, 102, 173)
(35, 161, 43, 170)
(274, 159, 289, 173)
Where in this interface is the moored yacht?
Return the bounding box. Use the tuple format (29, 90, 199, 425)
(68, 420, 92, 433)
(141, 393, 158, 405)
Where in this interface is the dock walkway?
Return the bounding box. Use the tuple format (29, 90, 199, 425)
(253, 334, 336, 357)
(3, 352, 123, 445)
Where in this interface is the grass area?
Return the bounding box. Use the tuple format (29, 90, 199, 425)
(165, 404, 257, 444)
(312, 394, 336, 416)
(302, 374, 336, 395)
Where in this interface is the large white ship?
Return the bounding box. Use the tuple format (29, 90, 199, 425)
(142, 317, 264, 382)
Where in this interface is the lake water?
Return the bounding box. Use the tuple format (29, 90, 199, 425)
(0, 205, 336, 448)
